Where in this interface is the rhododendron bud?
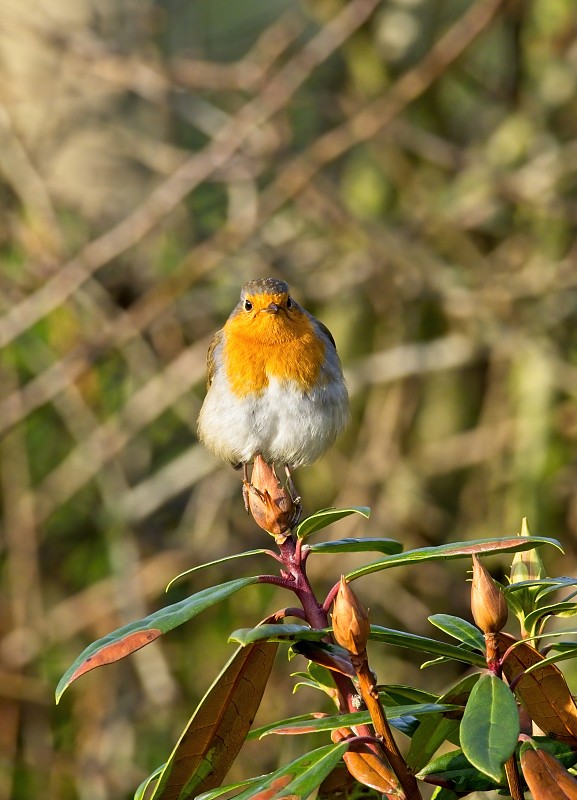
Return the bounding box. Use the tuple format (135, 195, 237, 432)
(471, 554, 508, 633)
(245, 455, 298, 539)
(332, 576, 370, 656)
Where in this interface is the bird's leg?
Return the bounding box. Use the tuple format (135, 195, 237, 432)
(284, 465, 302, 521)
(242, 463, 251, 513)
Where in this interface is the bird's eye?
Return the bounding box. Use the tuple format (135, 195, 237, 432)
(244, 299, 253, 311)
(286, 296, 293, 309)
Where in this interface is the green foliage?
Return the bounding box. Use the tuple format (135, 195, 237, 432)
(55, 511, 577, 800)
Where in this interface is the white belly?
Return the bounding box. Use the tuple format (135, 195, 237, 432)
(197, 375, 349, 467)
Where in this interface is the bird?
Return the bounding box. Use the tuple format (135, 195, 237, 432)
(197, 278, 349, 497)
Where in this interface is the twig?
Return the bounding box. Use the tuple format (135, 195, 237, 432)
(0, 0, 380, 349)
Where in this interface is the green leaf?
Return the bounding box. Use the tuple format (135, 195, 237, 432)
(149, 640, 277, 799)
(430, 789, 460, 800)
(56, 577, 260, 702)
(346, 536, 561, 581)
(233, 623, 488, 668)
(230, 624, 324, 646)
(521, 640, 577, 675)
(406, 715, 459, 773)
(195, 777, 259, 800)
(460, 673, 519, 781)
(295, 507, 371, 540)
(535, 577, 577, 601)
(290, 640, 355, 677)
(134, 764, 166, 800)
(227, 742, 350, 800)
(369, 626, 487, 668)
(406, 673, 480, 772)
(305, 538, 402, 555)
(428, 614, 486, 652)
(523, 602, 577, 634)
(417, 749, 502, 792)
(166, 549, 269, 590)
(248, 713, 325, 741)
(256, 704, 459, 737)
(379, 685, 437, 705)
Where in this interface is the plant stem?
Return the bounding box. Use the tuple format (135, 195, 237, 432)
(354, 656, 421, 800)
(504, 754, 523, 800)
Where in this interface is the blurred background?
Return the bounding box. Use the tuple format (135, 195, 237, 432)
(1, 0, 577, 797)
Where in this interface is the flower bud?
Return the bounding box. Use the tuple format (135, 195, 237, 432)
(332, 576, 370, 656)
(510, 517, 546, 585)
(471, 555, 508, 633)
(245, 455, 299, 540)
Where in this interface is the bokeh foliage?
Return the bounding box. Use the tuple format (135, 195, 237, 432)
(1, 0, 577, 797)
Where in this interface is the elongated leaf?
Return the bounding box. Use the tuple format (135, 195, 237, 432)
(417, 749, 502, 792)
(318, 764, 384, 800)
(230, 624, 323, 646)
(346, 536, 561, 581)
(290, 640, 356, 677)
(369, 626, 486, 668)
(520, 741, 577, 799)
(524, 642, 577, 673)
(406, 673, 480, 772)
(149, 640, 278, 800)
(428, 615, 485, 652)
(536, 577, 577, 601)
(460, 674, 519, 781)
(504, 577, 577, 600)
(295, 507, 371, 540)
(195, 778, 259, 800)
(259, 703, 459, 736)
(166, 550, 269, 590)
(248, 713, 326, 741)
(523, 602, 577, 633)
(331, 728, 401, 796)
(135, 764, 165, 800)
(407, 716, 459, 773)
(430, 789, 460, 800)
(226, 742, 350, 800)
(305, 538, 402, 555)
(380, 685, 437, 705)
(56, 577, 260, 702)
(498, 631, 577, 742)
(233, 623, 487, 668)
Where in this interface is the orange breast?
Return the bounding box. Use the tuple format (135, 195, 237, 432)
(223, 311, 326, 397)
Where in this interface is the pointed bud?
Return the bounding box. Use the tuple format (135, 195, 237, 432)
(332, 576, 370, 656)
(245, 455, 299, 540)
(510, 517, 546, 585)
(471, 555, 508, 633)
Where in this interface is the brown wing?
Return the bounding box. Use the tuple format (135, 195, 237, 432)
(206, 329, 224, 389)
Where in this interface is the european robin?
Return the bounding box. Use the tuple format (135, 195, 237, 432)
(197, 278, 349, 492)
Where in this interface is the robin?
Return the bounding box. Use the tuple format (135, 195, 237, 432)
(197, 278, 349, 497)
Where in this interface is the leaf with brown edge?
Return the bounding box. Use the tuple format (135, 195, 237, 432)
(331, 728, 404, 798)
(56, 576, 260, 702)
(521, 742, 577, 799)
(318, 764, 384, 800)
(68, 629, 162, 684)
(148, 639, 278, 800)
(498, 632, 577, 742)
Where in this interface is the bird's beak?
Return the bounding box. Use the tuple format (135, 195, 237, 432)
(262, 303, 279, 314)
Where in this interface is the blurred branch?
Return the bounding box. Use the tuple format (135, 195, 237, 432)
(346, 334, 482, 394)
(0, 0, 380, 348)
(32, 337, 209, 524)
